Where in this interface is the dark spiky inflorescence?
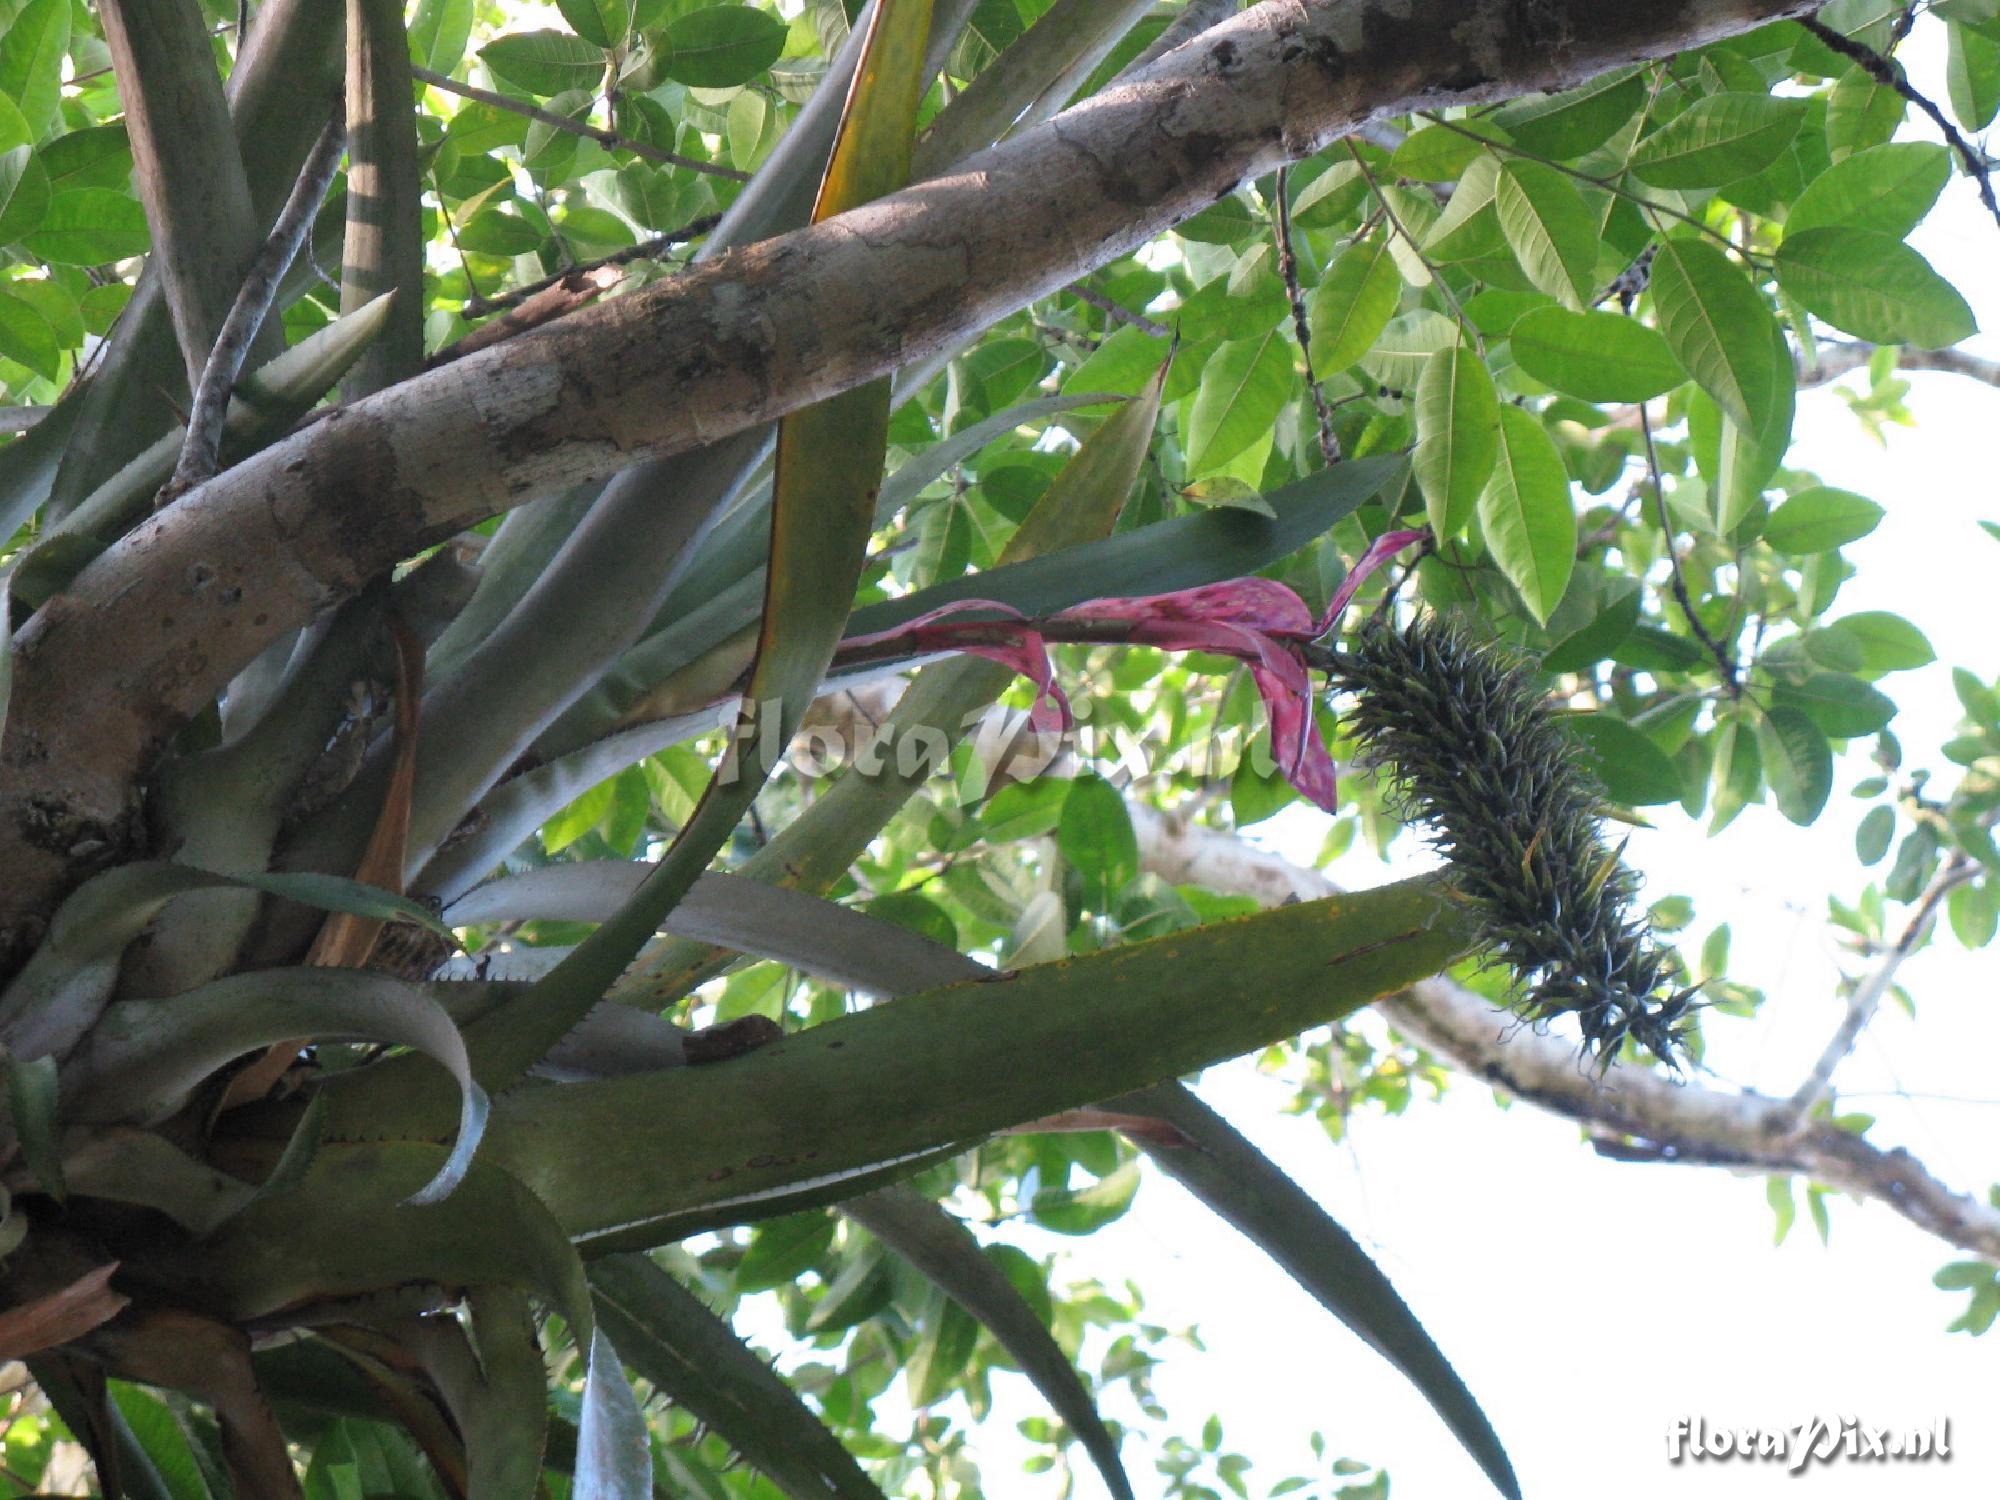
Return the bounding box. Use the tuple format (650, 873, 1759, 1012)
(1325, 617, 1693, 1067)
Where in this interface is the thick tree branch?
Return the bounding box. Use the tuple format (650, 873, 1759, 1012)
(1798, 339, 2000, 390)
(0, 0, 1812, 952)
(1127, 806, 2000, 1263)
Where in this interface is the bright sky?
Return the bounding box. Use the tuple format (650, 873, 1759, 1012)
(950, 85, 2000, 1500)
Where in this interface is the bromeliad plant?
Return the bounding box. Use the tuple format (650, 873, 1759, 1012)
(0, 0, 1978, 1493)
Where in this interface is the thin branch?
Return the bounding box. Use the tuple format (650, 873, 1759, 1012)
(0, 407, 48, 436)
(163, 105, 347, 500)
(1345, 142, 1479, 350)
(1797, 14, 2000, 236)
(1798, 338, 2000, 390)
(1064, 281, 1170, 339)
(433, 264, 627, 366)
(410, 65, 751, 183)
(1639, 402, 1738, 696)
(462, 214, 723, 319)
(1271, 167, 1340, 468)
(1785, 851, 1977, 1128)
(1125, 803, 2000, 1263)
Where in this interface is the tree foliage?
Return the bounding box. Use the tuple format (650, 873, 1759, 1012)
(0, 0, 1994, 1493)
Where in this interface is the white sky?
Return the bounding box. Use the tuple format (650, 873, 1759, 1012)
(946, 84, 2000, 1500)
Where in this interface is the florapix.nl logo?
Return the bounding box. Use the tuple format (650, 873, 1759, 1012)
(1667, 1415, 1952, 1473)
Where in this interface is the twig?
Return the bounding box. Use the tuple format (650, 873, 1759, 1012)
(411, 65, 750, 183)
(1271, 167, 1339, 468)
(1797, 338, 2000, 390)
(161, 103, 347, 501)
(461, 214, 723, 319)
(432, 264, 626, 366)
(1638, 402, 1738, 696)
(1797, 14, 2000, 235)
(1065, 281, 1170, 339)
(1785, 851, 1978, 1129)
(1344, 143, 1480, 353)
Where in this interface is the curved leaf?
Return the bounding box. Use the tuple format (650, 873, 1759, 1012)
(67, 969, 487, 1206)
(591, 1253, 885, 1500)
(1784, 140, 1949, 239)
(1116, 1082, 1520, 1500)
(1307, 232, 1401, 372)
(1630, 93, 1804, 187)
(1774, 227, 1976, 348)
(445, 864, 977, 996)
(1648, 236, 1776, 428)
(1493, 161, 1597, 309)
(844, 1183, 1133, 1496)
(1413, 339, 1500, 542)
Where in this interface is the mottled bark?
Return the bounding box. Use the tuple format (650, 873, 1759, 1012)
(0, 0, 1811, 953)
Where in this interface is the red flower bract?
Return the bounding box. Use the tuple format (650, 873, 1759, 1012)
(837, 530, 1428, 813)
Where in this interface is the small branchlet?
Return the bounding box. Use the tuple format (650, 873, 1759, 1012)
(1326, 617, 1694, 1066)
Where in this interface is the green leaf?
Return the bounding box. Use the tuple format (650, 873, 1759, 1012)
(1855, 804, 1894, 864)
(0, 287, 58, 382)
(661, 5, 789, 87)
(906, 1288, 982, 1407)
(1630, 93, 1804, 188)
(1760, 486, 1884, 553)
(1030, 1161, 1141, 1234)
(1825, 66, 1904, 158)
(1185, 329, 1293, 475)
(1756, 705, 1833, 825)
(1120, 1084, 1520, 1500)
(856, 460, 1392, 633)
(1477, 406, 1575, 624)
(1412, 342, 1498, 540)
(1493, 161, 1597, 309)
(0, 145, 49, 245)
(409, 0, 475, 74)
(1948, 881, 1998, 949)
(1785, 141, 1950, 240)
(1948, 17, 2000, 130)
(735, 1211, 837, 1292)
(0, 0, 68, 142)
(593, 1254, 886, 1499)
(1507, 307, 1684, 402)
(479, 30, 608, 95)
(21, 189, 151, 265)
(5, 1054, 63, 1201)
(1813, 611, 1935, 673)
(1306, 233, 1401, 372)
(1388, 123, 1503, 182)
(558, 0, 629, 48)
(1061, 773, 1139, 900)
(1648, 237, 1777, 428)
(39, 126, 132, 193)
(1492, 66, 1643, 157)
(1561, 715, 1683, 805)
(847, 1187, 1133, 1500)
(1773, 673, 1896, 737)
(1774, 228, 1976, 349)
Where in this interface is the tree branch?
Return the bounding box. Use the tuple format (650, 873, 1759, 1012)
(1798, 339, 2000, 390)
(409, 66, 751, 183)
(1126, 805, 2000, 1263)
(0, 0, 1816, 954)
(165, 109, 348, 498)
(1783, 851, 1976, 1127)
(1796, 14, 2000, 236)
